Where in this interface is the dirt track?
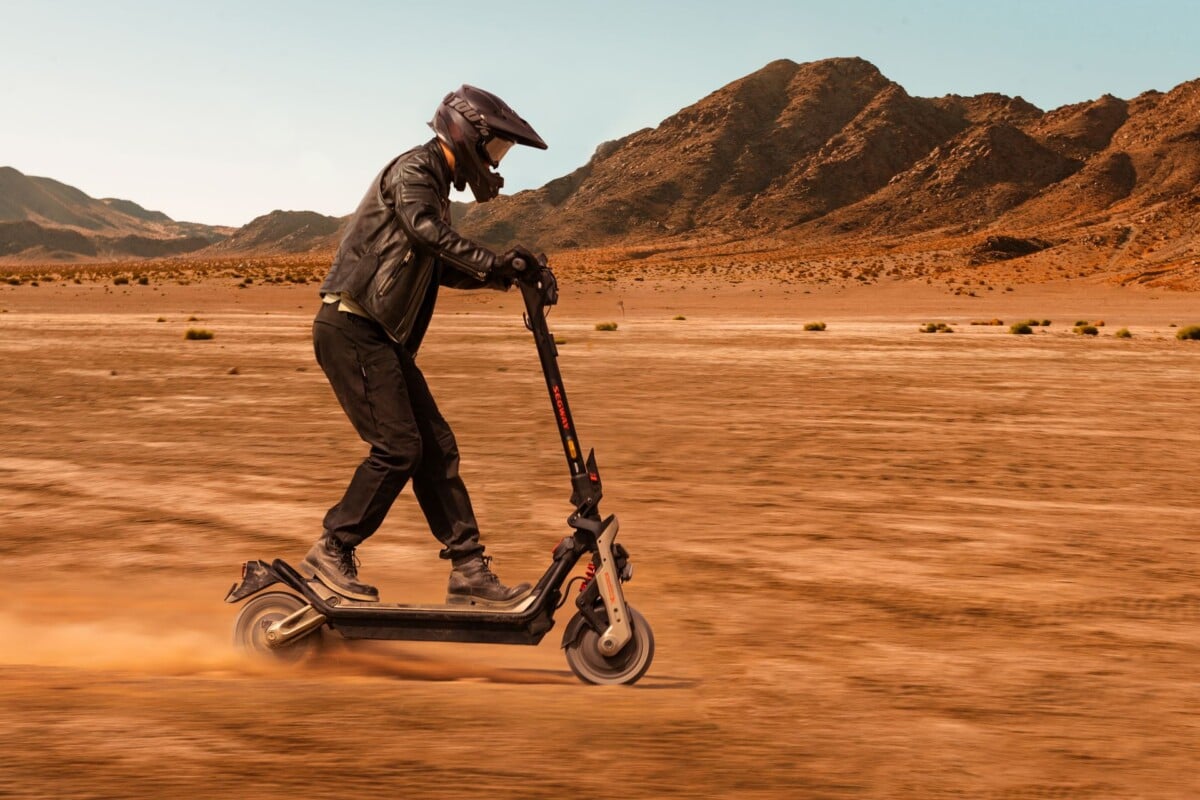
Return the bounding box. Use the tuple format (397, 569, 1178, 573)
(1, 278, 1198, 799)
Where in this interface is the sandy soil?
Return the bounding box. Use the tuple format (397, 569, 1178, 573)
(0, 276, 1198, 799)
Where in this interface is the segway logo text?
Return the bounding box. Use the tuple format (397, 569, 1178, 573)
(553, 385, 570, 431)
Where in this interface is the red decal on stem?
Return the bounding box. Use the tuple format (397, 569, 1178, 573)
(552, 385, 570, 431)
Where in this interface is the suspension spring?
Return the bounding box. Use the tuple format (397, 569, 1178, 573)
(579, 560, 597, 592)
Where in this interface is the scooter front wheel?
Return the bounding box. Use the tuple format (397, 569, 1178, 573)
(233, 591, 323, 664)
(564, 605, 654, 685)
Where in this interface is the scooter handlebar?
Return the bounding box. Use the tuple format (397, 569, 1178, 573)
(511, 252, 552, 284)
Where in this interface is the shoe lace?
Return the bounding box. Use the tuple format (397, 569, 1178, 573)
(339, 546, 361, 579)
(478, 555, 501, 585)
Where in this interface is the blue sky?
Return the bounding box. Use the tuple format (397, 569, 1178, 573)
(2, 0, 1196, 226)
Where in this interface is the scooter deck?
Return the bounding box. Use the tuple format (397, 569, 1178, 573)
(303, 575, 541, 615)
(233, 558, 565, 646)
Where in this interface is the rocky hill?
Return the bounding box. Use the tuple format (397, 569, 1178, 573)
(204, 210, 344, 255)
(4, 58, 1197, 286)
(456, 58, 1199, 285)
(0, 166, 229, 260)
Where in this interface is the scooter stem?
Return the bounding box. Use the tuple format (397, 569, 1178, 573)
(518, 266, 603, 513)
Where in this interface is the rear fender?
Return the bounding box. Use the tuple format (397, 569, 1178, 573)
(224, 560, 281, 603)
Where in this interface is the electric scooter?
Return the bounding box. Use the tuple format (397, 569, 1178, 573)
(224, 258, 654, 685)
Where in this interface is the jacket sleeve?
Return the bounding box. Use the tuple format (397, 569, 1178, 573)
(389, 158, 497, 282)
(440, 268, 512, 291)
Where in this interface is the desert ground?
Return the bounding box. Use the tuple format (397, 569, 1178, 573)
(0, 272, 1197, 799)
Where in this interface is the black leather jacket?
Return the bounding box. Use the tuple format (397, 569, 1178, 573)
(319, 139, 505, 351)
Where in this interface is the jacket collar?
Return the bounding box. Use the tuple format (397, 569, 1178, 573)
(426, 138, 454, 192)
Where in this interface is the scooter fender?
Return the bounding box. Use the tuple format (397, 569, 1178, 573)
(560, 611, 592, 650)
(224, 560, 282, 603)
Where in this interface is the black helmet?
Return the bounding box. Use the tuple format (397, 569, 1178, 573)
(429, 85, 547, 203)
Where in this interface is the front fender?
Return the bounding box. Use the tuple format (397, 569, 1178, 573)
(560, 611, 592, 649)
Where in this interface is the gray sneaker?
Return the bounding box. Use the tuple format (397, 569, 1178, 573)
(447, 555, 531, 607)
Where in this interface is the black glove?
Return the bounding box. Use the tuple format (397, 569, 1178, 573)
(496, 245, 540, 278)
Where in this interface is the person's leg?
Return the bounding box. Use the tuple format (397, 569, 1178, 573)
(307, 304, 423, 598)
(399, 350, 531, 605)
(398, 349, 484, 562)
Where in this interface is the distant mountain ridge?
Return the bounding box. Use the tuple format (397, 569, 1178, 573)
(206, 210, 344, 255)
(3, 57, 1198, 278)
(453, 57, 1200, 253)
(0, 167, 349, 262)
(0, 166, 230, 260)
(456, 57, 1200, 260)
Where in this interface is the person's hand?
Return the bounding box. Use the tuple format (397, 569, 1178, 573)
(496, 245, 539, 278)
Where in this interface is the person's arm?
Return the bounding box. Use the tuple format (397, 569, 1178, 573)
(389, 158, 496, 282)
(440, 267, 511, 291)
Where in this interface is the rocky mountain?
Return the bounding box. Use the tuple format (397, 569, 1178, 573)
(204, 210, 344, 255)
(457, 57, 1200, 277)
(0, 166, 229, 260)
(0, 168, 349, 261)
(4, 57, 1197, 281)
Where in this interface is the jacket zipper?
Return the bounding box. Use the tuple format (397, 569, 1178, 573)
(375, 248, 413, 298)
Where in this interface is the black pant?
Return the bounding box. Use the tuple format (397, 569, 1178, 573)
(312, 301, 484, 561)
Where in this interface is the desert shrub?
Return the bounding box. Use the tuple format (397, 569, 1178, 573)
(1115, 328, 1133, 338)
(113, 276, 129, 285)
(1074, 325, 1099, 336)
(1074, 320, 1089, 327)
(803, 321, 827, 331)
(1041, 319, 1051, 327)
(1177, 325, 1200, 341)
(5, 278, 20, 286)
(184, 328, 215, 340)
(137, 276, 149, 286)
(1010, 322, 1034, 335)
(920, 322, 953, 333)
(673, 315, 686, 321)
(156, 317, 166, 323)
(970, 318, 1004, 326)
(595, 321, 618, 331)
(554, 335, 568, 345)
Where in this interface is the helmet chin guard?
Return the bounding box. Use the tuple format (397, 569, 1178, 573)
(429, 85, 547, 203)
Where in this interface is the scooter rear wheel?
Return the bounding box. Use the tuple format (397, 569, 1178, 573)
(233, 591, 323, 664)
(564, 605, 654, 685)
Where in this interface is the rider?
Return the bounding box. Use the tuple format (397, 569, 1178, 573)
(304, 85, 546, 606)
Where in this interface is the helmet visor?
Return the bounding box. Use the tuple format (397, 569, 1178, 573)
(483, 136, 514, 167)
